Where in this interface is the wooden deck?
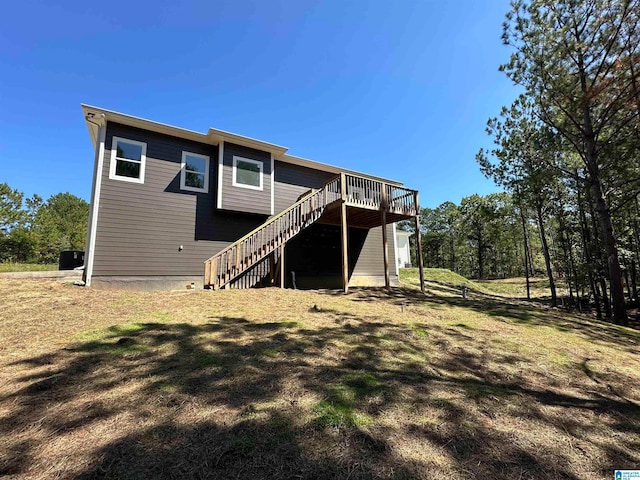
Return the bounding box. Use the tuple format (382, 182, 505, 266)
(204, 173, 424, 292)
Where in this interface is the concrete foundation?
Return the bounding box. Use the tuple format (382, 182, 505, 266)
(348, 275, 400, 287)
(88, 274, 398, 291)
(90, 276, 204, 291)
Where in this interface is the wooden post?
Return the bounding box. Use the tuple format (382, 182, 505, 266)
(269, 252, 275, 286)
(381, 183, 390, 289)
(414, 192, 425, 294)
(204, 260, 211, 288)
(341, 202, 349, 293)
(222, 253, 229, 290)
(340, 172, 349, 293)
(212, 257, 219, 290)
(382, 211, 390, 289)
(280, 243, 286, 289)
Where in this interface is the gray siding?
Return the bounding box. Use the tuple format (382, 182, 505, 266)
(273, 161, 335, 213)
(351, 224, 395, 276)
(92, 122, 397, 282)
(93, 123, 264, 277)
(219, 142, 272, 215)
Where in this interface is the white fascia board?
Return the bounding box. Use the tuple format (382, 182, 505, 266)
(81, 105, 288, 156)
(208, 128, 288, 156)
(82, 104, 209, 145)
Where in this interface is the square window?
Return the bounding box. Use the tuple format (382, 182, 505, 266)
(109, 137, 147, 183)
(181, 152, 209, 193)
(232, 156, 263, 190)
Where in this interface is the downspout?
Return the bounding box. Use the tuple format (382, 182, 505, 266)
(83, 113, 106, 287)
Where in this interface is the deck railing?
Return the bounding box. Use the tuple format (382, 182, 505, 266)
(385, 183, 418, 216)
(204, 173, 417, 289)
(343, 174, 418, 216)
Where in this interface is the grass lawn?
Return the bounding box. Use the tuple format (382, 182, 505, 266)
(0, 262, 58, 273)
(401, 267, 568, 298)
(1, 272, 639, 479)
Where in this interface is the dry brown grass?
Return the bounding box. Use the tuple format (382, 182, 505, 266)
(1, 277, 639, 479)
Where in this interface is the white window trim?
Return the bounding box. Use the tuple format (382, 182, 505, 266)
(270, 153, 274, 215)
(232, 156, 263, 191)
(109, 136, 147, 184)
(217, 142, 224, 208)
(180, 151, 209, 193)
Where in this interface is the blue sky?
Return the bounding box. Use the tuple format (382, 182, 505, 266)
(0, 0, 519, 209)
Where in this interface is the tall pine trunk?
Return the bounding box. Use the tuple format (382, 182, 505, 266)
(578, 184, 602, 319)
(621, 254, 632, 303)
(536, 200, 557, 307)
(589, 178, 628, 325)
(599, 277, 612, 319)
(520, 205, 531, 300)
(566, 227, 580, 309)
(449, 232, 455, 272)
(632, 259, 639, 306)
(579, 57, 628, 325)
(476, 225, 485, 280)
(588, 197, 613, 319)
(558, 209, 580, 309)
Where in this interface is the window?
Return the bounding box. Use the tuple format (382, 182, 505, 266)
(180, 152, 209, 193)
(109, 137, 147, 183)
(232, 156, 263, 190)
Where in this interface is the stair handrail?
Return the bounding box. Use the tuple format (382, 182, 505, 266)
(204, 175, 340, 265)
(204, 172, 418, 289)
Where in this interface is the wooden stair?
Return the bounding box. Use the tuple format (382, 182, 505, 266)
(204, 176, 341, 289)
(203, 172, 420, 290)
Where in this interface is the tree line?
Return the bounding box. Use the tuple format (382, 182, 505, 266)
(413, 193, 536, 282)
(409, 185, 640, 325)
(408, 0, 639, 326)
(0, 183, 88, 264)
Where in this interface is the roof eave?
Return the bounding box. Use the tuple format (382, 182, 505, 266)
(80, 104, 404, 186)
(82, 104, 210, 145)
(207, 128, 288, 156)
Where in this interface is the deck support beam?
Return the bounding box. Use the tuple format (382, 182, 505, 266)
(414, 192, 425, 294)
(381, 184, 390, 289)
(269, 251, 275, 286)
(340, 173, 349, 293)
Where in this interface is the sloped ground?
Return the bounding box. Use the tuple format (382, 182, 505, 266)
(0, 274, 639, 479)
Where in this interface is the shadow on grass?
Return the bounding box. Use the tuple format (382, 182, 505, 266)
(72, 415, 408, 480)
(2, 292, 640, 479)
(352, 284, 640, 353)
